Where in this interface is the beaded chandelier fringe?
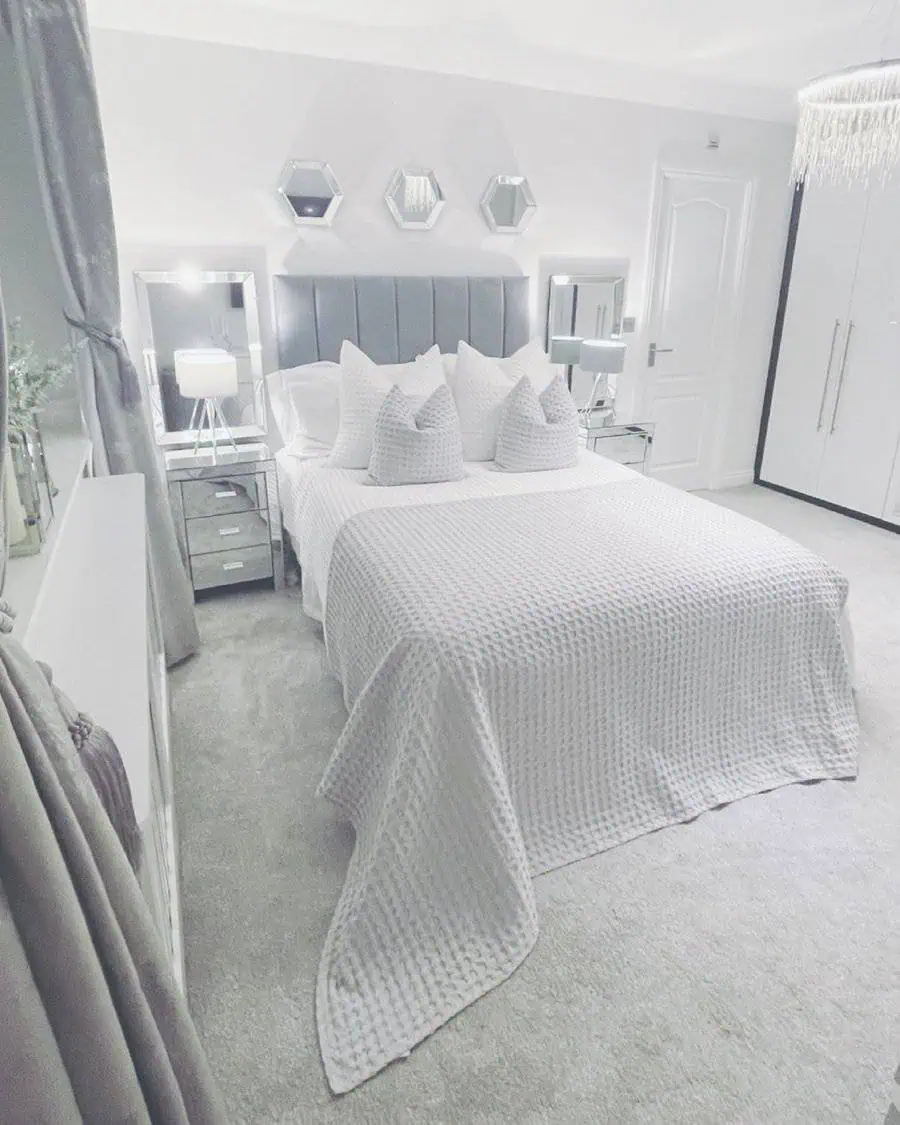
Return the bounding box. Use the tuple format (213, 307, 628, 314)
(792, 59, 900, 185)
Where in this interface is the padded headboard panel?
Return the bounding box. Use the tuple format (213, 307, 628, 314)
(272, 275, 530, 368)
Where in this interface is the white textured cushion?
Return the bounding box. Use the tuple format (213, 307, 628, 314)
(368, 384, 464, 486)
(330, 341, 445, 469)
(448, 339, 558, 461)
(494, 374, 579, 472)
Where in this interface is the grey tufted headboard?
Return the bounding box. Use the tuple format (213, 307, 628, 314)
(272, 275, 530, 368)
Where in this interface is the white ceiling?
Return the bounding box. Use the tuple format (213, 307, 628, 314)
(86, 0, 900, 121)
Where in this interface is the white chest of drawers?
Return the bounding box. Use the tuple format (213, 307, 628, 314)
(166, 443, 285, 595)
(23, 473, 184, 988)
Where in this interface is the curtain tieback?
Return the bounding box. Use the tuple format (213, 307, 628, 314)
(64, 313, 142, 408)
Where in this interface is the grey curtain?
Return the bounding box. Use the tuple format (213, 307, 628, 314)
(0, 625, 226, 1124)
(0, 277, 8, 597)
(1, 0, 199, 665)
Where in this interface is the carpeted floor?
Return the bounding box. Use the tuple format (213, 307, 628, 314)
(169, 485, 900, 1124)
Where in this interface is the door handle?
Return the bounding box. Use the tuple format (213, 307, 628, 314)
(830, 321, 854, 434)
(816, 319, 841, 432)
(648, 343, 675, 367)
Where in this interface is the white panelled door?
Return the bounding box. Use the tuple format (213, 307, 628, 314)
(642, 171, 751, 490)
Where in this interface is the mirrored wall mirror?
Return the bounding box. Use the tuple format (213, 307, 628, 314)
(481, 174, 536, 234)
(547, 274, 627, 411)
(547, 274, 626, 342)
(385, 167, 445, 230)
(134, 269, 266, 448)
(277, 160, 343, 226)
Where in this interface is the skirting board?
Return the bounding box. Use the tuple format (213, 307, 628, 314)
(717, 469, 755, 490)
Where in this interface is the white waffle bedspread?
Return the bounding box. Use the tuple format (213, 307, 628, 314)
(279, 454, 858, 1093)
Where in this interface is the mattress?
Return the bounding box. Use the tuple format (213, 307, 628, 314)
(276, 449, 859, 1093)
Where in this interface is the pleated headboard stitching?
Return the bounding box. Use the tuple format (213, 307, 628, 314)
(272, 275, 530, 368)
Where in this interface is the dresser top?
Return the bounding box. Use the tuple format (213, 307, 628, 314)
(165, 442, 274, 479)
(23, 474, 152, 824)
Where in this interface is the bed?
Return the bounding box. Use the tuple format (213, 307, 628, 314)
(272, 275, 859, 1093)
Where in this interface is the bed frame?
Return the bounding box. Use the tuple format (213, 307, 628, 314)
(272, 275, 530, 367)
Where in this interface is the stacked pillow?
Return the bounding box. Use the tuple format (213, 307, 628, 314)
(266, 362, 341, 459)
(330, 341, 445, 469)
(446, 339, 559, 461)
(266, 337, 579, 479)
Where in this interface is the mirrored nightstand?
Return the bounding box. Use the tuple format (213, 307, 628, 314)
(165, 443, 285, 595)
(579, 421, 655, 473)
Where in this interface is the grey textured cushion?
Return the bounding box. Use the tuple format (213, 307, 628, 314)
(495, 375, 579, 472)
(368, 384, 465, 486)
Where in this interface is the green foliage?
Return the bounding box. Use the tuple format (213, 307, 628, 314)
(6, 318, 74, 434)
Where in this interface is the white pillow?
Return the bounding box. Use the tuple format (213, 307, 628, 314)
(330, 341, 445, 469)
(265, 361, 340, 456)
(284, 363, 341, 458)
(447, 339, 557, 461)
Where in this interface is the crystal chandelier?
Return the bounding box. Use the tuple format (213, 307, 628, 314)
(792, 6, 900, 185)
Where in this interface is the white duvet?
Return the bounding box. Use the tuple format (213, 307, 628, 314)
(276, 451, 859, 1094)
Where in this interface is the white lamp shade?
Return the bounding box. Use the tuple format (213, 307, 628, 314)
(173, 348, 238, 398)
(549, 335, 583, 364)
(579, 338, 626, 375)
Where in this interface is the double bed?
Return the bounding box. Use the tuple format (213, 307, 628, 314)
(272, 275, 859, 1093)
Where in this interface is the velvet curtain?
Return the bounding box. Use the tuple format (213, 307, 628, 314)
(1, 0, 199, 665)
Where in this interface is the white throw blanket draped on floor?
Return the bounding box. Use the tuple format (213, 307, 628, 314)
(312, 474, 858, 1093)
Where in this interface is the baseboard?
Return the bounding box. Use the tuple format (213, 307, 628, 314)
(715, 469, 755, 490)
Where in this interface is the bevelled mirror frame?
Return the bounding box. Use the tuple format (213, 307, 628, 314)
(134, 269, 266, 449)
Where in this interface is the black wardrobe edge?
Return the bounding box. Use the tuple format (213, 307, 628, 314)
(754, 181, 806, 482)
(756, 480, 900, 535)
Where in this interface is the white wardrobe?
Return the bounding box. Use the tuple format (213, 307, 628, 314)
(759, 176, 900, 527)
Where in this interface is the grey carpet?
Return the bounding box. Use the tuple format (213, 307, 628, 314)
(169, 485, 900, 1124)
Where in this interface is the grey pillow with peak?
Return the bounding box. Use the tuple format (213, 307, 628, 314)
(368, 383, 465, 486)
(494, 374, 579, 472)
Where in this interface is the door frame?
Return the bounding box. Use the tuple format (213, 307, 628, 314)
(637, 164, 755, 490)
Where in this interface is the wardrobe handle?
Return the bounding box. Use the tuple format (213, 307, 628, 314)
(816, 319, 841, 432)
(830, 320, 855, 434)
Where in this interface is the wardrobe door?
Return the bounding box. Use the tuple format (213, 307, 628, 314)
(759, 182, 868, 496)
(816, 174, 900, 522)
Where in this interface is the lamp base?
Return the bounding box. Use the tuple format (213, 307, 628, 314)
(187, 397, 239, 463)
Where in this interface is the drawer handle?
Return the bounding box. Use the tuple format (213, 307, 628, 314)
(219, 527, 241, 537)
(222, 561, 244, 572)
(215, 489, 238, 498)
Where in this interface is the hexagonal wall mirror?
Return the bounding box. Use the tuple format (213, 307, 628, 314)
(481, 174, 537, 234)
(277, 160, 343, 226)
(385, 167, 445, 230)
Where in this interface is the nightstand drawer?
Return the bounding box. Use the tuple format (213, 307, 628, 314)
(584, 432, 649, 465)
(191, 544, 273, 591)
(181, 474, 264, 519)
(186, 509, 270, 556)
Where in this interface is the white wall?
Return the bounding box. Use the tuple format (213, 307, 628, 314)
(90, 27, 796, 485)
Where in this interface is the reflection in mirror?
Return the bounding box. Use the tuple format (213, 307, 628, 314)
(547, 274, 627, 410)
(134, 270, 266, 448)
(277, 161, 343, 225)
(481, 175, 536, 233)
(548, 274, 626, 342)
(385, 168, 445, 230)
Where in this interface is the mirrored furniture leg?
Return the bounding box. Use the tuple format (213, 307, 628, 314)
(165, 443, 285, 595)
